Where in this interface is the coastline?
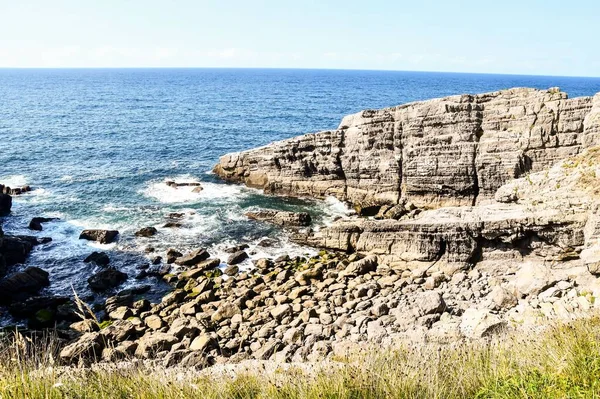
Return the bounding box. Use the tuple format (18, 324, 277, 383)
(1, 87, 600, 399)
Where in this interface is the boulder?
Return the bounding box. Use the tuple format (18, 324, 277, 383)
(28, 217, 58, 231)
(79, 229, 119, 244)
(460, 308, 506, 338)
(342, 256, 377, 276)
(179, 259, 220, 280)
(488, 286, 518, 310)
(8, 295, 69, 318)
(245, 209, 312, 227)
(0, 193, 12, 216)
(166, 248, 183, 264)
(135, 227, 158, 237)
(180, 352, 211, 368)
(0, 267, 50, 303)
(211, 302, 241, 322)
(134, 332, 178, 358)
(254, 258, 273, 271)
(413, 291, 446, 316)
(83, 252, 110, 267)
(175, 248, 210, 266)
(88, 268, 127, 291)
(513, 262, 558, 297)
(100, 320, 137, 342)
(224, 264, 239, 276)
(60, 332, 104, 364)
(227, 250, 248, 265)
(190, 334, 218, 352)
(270, 304, 292, 320)
(0, 235, 37, 266)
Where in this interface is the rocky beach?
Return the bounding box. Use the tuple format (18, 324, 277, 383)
(1, 87, 600, 378)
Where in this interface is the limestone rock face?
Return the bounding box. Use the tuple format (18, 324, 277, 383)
(214, 88, 600, 208)
(300, 145, 600, 270)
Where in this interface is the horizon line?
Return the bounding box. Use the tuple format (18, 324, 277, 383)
(0, 66, 599, 79)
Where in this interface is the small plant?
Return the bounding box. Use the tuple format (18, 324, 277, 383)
(98, 320, 113, 329)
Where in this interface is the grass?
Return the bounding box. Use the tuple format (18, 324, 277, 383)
(2, 316, 600, 398)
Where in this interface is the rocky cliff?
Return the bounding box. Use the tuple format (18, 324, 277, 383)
(214, 88, 600, 209)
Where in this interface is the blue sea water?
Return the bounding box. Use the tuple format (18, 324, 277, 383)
(1, 68, 600, 308)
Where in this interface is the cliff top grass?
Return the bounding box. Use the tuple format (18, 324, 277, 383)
(2, 315, 600, 398)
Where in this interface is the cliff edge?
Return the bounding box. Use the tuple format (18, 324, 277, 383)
(214, 87, 600, 209)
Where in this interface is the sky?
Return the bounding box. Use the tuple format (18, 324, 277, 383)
(0, 0, 598, 76)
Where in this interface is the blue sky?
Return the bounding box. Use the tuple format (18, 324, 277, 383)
(0, 0, 598, 76)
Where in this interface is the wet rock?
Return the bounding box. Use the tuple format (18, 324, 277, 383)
(135, 227, 158, 237)
(28, 217, 58, 231)
(175, 248, 210, 266)
(0, 267, 50, 304)
(223, 244, 250, 253)
(227, 250, 248, 265)
(257, 238, 277, 247)
(166, 248, 183, 264)
(8, 295, 69, 318)
(79, 229, 119, 244)
(0, 235, 37, 266)
(88, 268, 127, 291)
(84, 252, 110, 267)
(179, 259, 220, 279)
(224, 264, 239, 276)
(0, 193, 12, 216)
(163, 221, 182, 228)
(166, 181, 202, 189)
(1, 184, 32, 196)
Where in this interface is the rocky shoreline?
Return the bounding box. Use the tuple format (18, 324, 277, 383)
(1, 87, 600, 372)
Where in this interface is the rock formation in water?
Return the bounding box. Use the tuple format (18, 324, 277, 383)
(214, 88, 600, 209)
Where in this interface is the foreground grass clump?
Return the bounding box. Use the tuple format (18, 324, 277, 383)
(2, 317, 600, 398)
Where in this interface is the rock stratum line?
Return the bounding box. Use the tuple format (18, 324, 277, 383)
(214, 87, 600, 208)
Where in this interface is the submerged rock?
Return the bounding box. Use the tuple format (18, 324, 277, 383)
(84, 252, 110, 267)
(88, 268, 127, 291)
(135, 227, 158, 237)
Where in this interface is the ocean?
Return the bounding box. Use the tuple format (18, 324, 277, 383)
(2, 68, 600, 311)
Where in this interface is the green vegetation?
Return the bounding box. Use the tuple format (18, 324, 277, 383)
(2, 316, 600, 398)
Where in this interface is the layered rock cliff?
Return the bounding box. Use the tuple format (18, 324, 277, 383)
(214, 88, 600, 209)
(303, 146, 600, 269)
